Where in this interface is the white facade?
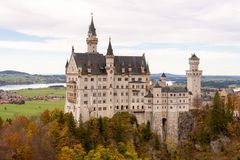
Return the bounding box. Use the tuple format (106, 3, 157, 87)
(64, 17, 202, 143)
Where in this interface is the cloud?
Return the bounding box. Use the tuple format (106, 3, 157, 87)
(0, 28, 56, 42)
(0, 0, 239, 75)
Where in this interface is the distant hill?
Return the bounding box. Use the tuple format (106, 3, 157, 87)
(0, 70, 66, 86)
(151, 73, 240, 88)
(0, 70, 30, 75)
(1, 70, 240, 88)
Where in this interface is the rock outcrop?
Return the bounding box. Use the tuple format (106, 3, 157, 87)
(178, 111, 195, 142)
(210, 135, 231, 153)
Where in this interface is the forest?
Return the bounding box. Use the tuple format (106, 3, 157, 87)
(0, 92, 240, 160)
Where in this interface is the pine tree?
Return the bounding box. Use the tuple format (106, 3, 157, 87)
(143, 121, 152, 141)
(208, 92, 228, 138)
(226, 95, 234, 123)
(65, 112, 76, 136)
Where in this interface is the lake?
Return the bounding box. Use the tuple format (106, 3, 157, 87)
(0, 83, 66, 91)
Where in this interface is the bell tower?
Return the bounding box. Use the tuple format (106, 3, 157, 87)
(186, 54, 202, 108)
(86, 14, 98, 53)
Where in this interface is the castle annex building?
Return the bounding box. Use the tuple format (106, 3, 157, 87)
(65, 16, 202, 143)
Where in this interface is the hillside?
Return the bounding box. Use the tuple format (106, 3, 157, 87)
(0, 70, 66, 86)
(151, 73, 240, 88)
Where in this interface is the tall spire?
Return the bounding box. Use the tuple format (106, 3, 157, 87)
(88, 13, 96, 36)
(107, 37, 113, 56)
(86, 13, 98, 53)
(72, 45, 74, 53)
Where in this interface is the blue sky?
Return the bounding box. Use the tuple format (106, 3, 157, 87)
(0, 0, 240, 75)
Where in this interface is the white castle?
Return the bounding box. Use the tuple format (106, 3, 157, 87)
(64, 16, 202, 143)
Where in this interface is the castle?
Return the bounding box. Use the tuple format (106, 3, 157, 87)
(64, 16, 202, 143)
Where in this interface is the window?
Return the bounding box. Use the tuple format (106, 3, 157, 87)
(103, 107, 107, 110)
(84, 86, 87, 89)
(84, 78, 88, 81)
(103, 78, 107, 81)
(99, 107, 102, 111)
(114, 92, 117, 96)
(84, 93, 88, 97)
(132, 78, 135, 81)
(118, 78, 121, 81)
(138, 78, 142, 81)
(103, 92, 106, 96)
(103, 86, 107, 89)
(121, 92, 124, 96)
(103, 100, 106, 103)
(91, 78, 94, 81)
(84, 101, 88, 104)
(125, 78, 128, 81)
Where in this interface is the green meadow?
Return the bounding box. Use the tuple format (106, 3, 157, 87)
(12, 87, 66, 97)
(0, 87, 66, 119)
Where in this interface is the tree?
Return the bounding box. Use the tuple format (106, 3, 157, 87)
(84, 145, 124, 160)
(208, 92, 228, 138)
(0, 117, 3, 128)
(58, 144, 86, 160)
(142, 121, 152, 141)
(65, 112, 76, 136)
(40, 110, 50, 125)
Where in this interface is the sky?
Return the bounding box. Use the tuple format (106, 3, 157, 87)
(0, 0, 240, 75)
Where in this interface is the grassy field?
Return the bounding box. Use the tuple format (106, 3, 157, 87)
(12, 87, 66, 97)
(0, 87, 66, 119)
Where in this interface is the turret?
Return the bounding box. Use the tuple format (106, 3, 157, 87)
(86, 14, 98, 53)
(160, 73, 167, 87)
(186, 54, 202, 108)
(105, 37, 114, 70)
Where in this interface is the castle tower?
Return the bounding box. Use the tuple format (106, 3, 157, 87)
(105, 38, 115, 117)
(86, 15, 98, 53)
(186, 54, 202, 108)
(160, 73, 167, 87)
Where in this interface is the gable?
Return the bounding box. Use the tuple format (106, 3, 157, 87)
(67, 54, 78, 74)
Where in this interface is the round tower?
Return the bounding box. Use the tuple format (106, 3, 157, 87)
(186, 54, 202, 108)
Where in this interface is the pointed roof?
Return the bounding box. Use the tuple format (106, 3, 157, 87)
(72, 45, 74, 53)
(154, 81, 161, 88)
(107, 37, 113, 56)
(161, 72, 166, 77)
(65, 59, 69, 68)
(189, 54, 199, 60)
(88, 15, 97, 36)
